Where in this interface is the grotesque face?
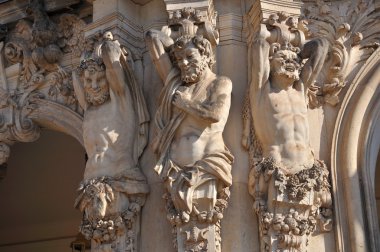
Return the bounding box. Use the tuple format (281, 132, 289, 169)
(174, 42, 208, 84)
(83, 64, 110, 106)
(270, 49, 300, 84)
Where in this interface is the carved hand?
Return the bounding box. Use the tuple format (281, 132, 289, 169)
(172, 90, 191, 110)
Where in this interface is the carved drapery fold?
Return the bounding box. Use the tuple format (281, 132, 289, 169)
(146, 1, 234, 251)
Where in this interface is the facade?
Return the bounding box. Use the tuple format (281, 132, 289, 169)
(0, 0, 379, 251)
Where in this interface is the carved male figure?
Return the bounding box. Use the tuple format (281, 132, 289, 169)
(244, 16, 333, 252)
(243, 30, 329, 174)
(146, 30, 233, 230)
(73, 33, 149, 251)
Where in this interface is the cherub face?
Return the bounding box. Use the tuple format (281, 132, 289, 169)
(270, 49, 300, 82)
(174, 43, 208, 84)
(84, 66, 110, 106)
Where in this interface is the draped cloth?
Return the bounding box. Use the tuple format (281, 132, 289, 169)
(153, 68, 233, 213)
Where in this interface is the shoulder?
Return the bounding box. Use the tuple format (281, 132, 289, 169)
(212, 75, 232, 93)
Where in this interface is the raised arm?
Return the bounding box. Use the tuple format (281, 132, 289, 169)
(299, 37, 329, 90)
(145, 29, 174, 83)
(100, 40, 126, 97)
(72, 70, 88, 110)
(249, 36, 271, 98)
(242, 27, 271, 149)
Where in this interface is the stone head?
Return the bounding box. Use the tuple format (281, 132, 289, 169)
(76, 181, 114, 223)
(103, 31, 113, 41)
(79, 58, 110, 106)
(269, 43, 301, 86)
(171, 35, 215, 84)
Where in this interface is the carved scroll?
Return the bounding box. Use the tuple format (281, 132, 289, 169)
(302, 0, 380, 108)
(0, 0, 86, 168)
(146, 3, 233, 251)
(244, 11, 333, 252)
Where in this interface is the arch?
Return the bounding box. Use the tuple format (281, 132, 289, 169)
(332, 48, 380, 251)
(29, 99, 84, 146)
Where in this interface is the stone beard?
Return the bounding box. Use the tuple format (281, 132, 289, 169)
(170, 35, 213, 84)
(80, 60, 110, 106)
(269, 49, 301, 83)
(146, 30, 233, 252)
(244, 18, 333, 251)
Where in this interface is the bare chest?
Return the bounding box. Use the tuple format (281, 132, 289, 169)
(264, 89, 308, 116)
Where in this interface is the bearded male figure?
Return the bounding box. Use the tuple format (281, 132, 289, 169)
(72, 32, 149, 251)
(146, 30, 233, 251)
(243, 16, 333, 252)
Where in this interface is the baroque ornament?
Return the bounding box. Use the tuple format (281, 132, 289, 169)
(0, 0, 86, 165)
(302, 0, 380, 108)
(243, 11, 333, 252)
(73, 31, 150, 252)
(146, 6, 233, 252)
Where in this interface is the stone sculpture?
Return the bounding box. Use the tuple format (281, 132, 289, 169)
(146, 8, 233, 252)
(0, 0, 85, 168)
(73, 32, 149, 252)
(243, 12, 333, 252)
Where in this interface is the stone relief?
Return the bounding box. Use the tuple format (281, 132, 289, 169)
(302, 0, 380, 108)
(0, 0, 86, 167)
(243, 12, 333, 252)
(146, 7, 233, 252)
(73, 31, 150, 252)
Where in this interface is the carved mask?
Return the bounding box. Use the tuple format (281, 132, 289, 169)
(83, 65, 110, 106)
(270, 49, 300, 83)
(174, 43, 208, 84)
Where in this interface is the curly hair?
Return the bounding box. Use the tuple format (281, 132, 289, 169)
(170, 35, 215, 67)
(77, 57, 105, 76)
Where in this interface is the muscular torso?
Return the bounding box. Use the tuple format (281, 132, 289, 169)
(169, 78, 230, 167)
(254, 85, 314, 173)
(83, 93, 137, 179)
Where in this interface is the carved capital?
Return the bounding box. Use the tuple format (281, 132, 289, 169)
(163, 0, 219, 46)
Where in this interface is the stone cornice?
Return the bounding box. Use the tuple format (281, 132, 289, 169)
(84, 12, 144, 50)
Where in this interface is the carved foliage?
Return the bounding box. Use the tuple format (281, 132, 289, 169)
(250, 158, 333, 252)
(245, 10, 334, 252)
(0, 0, 86, 164)
(303, 0, 380, 108)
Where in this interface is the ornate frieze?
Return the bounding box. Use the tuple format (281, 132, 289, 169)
(243, 11, 333, 252)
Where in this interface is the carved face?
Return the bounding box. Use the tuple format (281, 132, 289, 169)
(174, 43, 208, 84)
(86, 188, 108, 222)
(79, 182, 114, 223)
(84, 66, 110, 106)
(270, 49, 300, 83)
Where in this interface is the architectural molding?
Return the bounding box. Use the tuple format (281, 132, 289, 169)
(218, 13, 245, 45)
(331, 47, 380, 252)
